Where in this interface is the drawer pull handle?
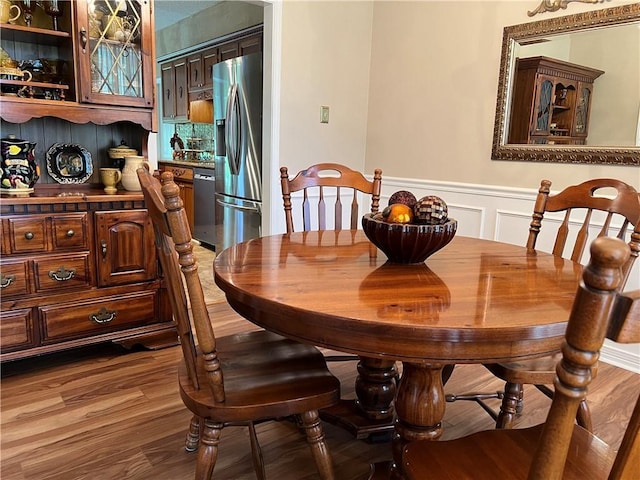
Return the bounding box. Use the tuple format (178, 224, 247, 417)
(49, 267, 76, 282)
(25, 232, 34, 240)
(0, 274, 16, 288)
(66, 229, 75, 237)
(101, 240, 107, 258)
(90, 308, 117, 325)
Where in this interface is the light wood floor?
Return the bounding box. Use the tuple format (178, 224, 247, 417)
(2, 299, 638, 480)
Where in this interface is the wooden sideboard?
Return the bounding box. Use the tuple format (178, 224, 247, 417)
(0, 185, 176, 362)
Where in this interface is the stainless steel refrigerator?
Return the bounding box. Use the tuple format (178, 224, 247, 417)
(213, 53, 262, 252)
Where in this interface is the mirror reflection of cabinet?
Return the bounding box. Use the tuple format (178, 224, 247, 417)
(508, 56, 604, 145)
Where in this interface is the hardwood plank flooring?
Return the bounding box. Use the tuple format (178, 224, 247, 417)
(2, 300, 638, 480)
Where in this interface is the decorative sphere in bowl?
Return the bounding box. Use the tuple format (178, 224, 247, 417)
(361, 213, 457, 264)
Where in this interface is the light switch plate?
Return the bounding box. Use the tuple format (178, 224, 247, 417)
(320, 106, 329, 124)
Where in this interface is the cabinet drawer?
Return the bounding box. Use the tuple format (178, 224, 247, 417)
(163, 165, 194, 182)
(40, 291, 158, 343)
(33, 254, 93, 292)
(51, 213, 89, 250)
(0, 260, 30, 297)
(0, 308, 36, 352)
(7, 216, 47, 253)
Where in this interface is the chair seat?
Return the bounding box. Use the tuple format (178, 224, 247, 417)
(179, 330, 341, 423)
(486, 354, 599, 384)
(403, 424, 615, 479)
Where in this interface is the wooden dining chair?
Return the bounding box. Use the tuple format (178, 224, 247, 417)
(280, 163, 383, 363)
(404, 236, 639, 480)
(280, 163, 382, 233)
(446, 178, 640, 430)
(137, 165, 341, 480)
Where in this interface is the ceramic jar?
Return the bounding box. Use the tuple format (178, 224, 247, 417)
(108, 141, 137, 170)
(121, 155, 146, 191)
(1, 134, 39, 194)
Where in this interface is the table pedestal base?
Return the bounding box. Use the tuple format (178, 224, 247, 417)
(320, 400, 395, 441)
(321, 356, 398, 441)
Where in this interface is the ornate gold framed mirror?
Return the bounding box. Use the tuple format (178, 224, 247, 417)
(492, 3, 639, 166)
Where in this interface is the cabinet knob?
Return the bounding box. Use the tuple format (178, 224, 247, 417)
(101, 239, 108, 258)
(0, 274, 16, 288)
(24, 232, 34, 240)
(66, 229, 75, 237)
(90, 307, 117, 325)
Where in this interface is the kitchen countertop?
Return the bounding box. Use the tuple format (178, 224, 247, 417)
(159, 159, 215, 170)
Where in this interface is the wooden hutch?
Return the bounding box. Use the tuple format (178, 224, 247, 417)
(507, 56, 604, 145)
(0, 0, 176, 361)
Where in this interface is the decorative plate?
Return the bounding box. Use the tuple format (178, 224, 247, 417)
(46, 143, 93, 184)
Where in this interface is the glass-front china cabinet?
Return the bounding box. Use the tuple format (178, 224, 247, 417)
(0, 0, 155, 129)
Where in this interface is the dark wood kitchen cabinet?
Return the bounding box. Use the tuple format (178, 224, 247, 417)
(507, 56, 604, 145)
(161, 57, 189, 123)
(187, 47, 218, 99)
(0, 186, 175, 362)
(162, 26, 263, 111)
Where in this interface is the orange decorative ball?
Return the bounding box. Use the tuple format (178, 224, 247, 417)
(382, 203, 414, 224)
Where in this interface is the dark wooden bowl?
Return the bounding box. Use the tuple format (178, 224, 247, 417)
(361, 213, 457, 264)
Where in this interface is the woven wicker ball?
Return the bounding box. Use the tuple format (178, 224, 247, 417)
(388, 190, 417, 208)
(414, 195, 448, 225)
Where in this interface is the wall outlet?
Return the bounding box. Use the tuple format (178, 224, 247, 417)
(320, 106, 329, 124)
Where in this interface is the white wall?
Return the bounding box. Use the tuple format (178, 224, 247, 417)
(363, 1, 639, 188)
(271, 1, 639, 235)
(277, 1, 374, 172)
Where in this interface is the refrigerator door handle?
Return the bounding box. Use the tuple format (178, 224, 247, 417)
(216, 197, 261, 215)
(225, 84, 241, 175)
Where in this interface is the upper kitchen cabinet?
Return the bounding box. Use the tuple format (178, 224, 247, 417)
(187, 47, 217, 99)
(161, 57, 188, 122)
(160, 26, 263, 123)
(0, 0, 156, 131)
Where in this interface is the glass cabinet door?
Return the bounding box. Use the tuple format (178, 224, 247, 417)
(75, 0, 154, 108)
(574, 85, 592, 136)
(533, 77, 553, 135)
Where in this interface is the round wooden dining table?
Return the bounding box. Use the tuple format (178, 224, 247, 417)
(213, 229, 582, 478)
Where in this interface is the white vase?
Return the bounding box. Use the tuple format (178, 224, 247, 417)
(121, 155, 146, 191)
